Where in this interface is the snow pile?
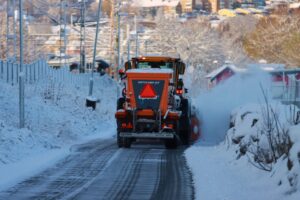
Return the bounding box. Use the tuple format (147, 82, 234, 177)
(186, 68, 300, 199)
(0, 74, 118, 190)
(186, 103, 300, 200)
(227, 103, 300, 196)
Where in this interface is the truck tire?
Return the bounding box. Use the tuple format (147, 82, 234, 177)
(123, 138, 132, 148)
(117, 132, 123, 148)
(164, 138, 177, 149)
(179, 99, 191, 145)
(117, 97, 125, 110)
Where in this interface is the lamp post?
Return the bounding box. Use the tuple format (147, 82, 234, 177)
(86, 0, 102, 110)
(19, 0, 25, 128)
(117, 12, 128, 77)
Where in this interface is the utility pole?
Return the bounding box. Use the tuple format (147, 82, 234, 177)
(6, 0, 17, 62)
(59, 0, 67, 68)
(88, 0, 102, 97)
(79, 0, 86, 73)
(134, 15, 138, 57)
(135, 32, 139, 57)
(117, 10, 121, 75)
(127, 39, 131, 62)
(109, 0, 114, 76)
(19, 0, 25, 128)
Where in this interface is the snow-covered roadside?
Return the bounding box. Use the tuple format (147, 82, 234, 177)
(186, 69, 300, 200)
(186, 103, 300, 200)
(0, 74, 118, 191)
(186, 143, 299, 200)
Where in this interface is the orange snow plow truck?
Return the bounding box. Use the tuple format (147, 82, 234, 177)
(115, 56, 200, 149)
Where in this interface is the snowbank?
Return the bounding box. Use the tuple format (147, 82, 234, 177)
(186, 103, 300, 200)
(186, 144, 300, 200)
(0, 74, 118, 191)
(186, 68, 300, 199)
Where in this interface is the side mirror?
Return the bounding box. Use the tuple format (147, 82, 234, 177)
(178, 62, 185, 75)
(125, 61, 131, 71)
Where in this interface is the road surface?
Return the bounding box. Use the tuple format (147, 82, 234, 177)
(0, 139, 194, 200)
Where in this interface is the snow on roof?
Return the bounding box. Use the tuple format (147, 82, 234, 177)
(132, 0, 180, 7)
(247, 63, 285, 72)
(127, 68, 173, 74)
(205, 64, 246, 79)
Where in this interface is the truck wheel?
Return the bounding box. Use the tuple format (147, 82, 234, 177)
(164, 138, 177, 149)
(180, 99, 191, 145)
(117, 132, 123, 148)
(117, 97, 125, 110)
(123, 138, 132, 148)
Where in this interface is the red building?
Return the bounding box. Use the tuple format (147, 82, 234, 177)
(205, 63, 245, 88)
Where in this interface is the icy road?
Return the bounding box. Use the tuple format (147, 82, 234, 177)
(0, 139, 194, 200)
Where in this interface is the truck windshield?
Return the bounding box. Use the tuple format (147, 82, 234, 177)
(137, 61, 173, 69)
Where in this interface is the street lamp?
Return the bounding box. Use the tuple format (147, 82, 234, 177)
(86, 0, 102, 109)
(19, 0, 25, 128)
(117, 12, 128, 76)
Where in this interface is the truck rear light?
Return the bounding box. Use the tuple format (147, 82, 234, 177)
(167, 112, 180, 120)
(167, 124, 174, 129)
(176, 89, 183, 95)
(121, 122, 133, 129)
(127, 122, 133, 129)
(115, 111, 126, 119)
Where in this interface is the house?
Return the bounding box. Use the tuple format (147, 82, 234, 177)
(206, 62, 300, 87)
(207, 62, 300, 103)
(205, 62, 246, 88)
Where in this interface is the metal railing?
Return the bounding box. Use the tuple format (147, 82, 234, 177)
(0, 59, 92, 87)
(272, 80, 300, 104)
(0, 59, 48, 85)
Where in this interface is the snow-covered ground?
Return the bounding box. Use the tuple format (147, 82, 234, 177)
(0, 72, 118, 191)
(186, 69, 300, 199)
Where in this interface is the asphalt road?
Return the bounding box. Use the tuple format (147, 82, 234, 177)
(0, 139, 194, 200)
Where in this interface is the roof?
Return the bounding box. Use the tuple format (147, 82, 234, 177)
(218, 9, 236, 17)
(246, 63, 285, 72)
(132, 0, 180, 7)
(206, 64, 246, 80)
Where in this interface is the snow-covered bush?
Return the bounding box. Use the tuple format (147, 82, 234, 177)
(227, 102, 300, 194)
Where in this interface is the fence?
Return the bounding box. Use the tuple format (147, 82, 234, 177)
(272, 80, 300, 106)
(0, 59, 92, 87)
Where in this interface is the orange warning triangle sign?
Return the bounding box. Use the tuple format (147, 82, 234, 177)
(140, 83, 157, 98)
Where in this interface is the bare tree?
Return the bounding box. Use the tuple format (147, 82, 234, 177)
(153, 17, 225, 71)
(244, 14, 300, 67)
(219, 15, 257, 66)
